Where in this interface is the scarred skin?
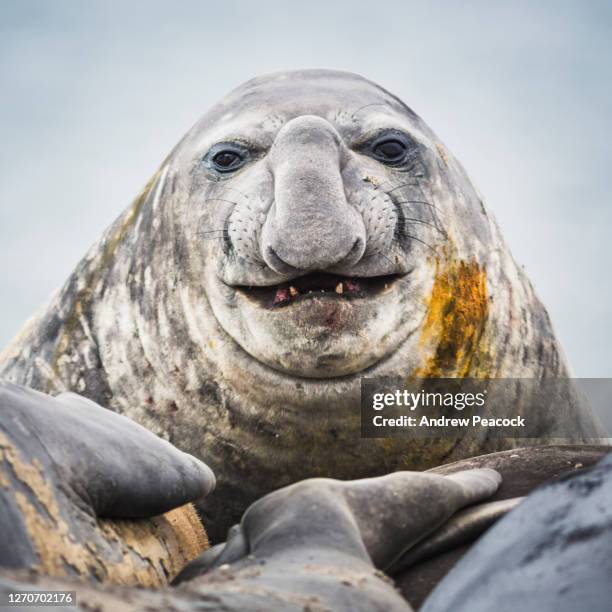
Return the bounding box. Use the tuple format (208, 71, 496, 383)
(0, 69, 605, 539)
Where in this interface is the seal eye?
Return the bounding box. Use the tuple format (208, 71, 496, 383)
(211, 150, 245, 173)
(206, 143, 250, 174)
(372, 137, 408, 164)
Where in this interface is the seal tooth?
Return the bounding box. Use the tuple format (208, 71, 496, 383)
(289, 286, 298, 297)
(335, 282, 344, 294)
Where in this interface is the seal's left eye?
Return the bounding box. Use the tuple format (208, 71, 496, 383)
(211, 149, 245, 173)
(372, 137, 408, 164)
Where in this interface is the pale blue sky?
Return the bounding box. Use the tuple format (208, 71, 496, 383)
(1, 0, 611, 376)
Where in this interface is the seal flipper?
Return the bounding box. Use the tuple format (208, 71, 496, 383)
(0, 381, 214, 584)
(387, 496, 523, 574)
(170, 469, 500, 612)
(2, 384, 216, 518)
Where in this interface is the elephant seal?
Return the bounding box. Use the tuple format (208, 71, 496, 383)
(0, 381, 214, 586)
(0, 69, 605, 539)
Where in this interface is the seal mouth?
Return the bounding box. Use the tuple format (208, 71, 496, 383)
(235, 272, 401, 308)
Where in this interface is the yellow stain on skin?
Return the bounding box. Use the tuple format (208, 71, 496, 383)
(383, 259, 495, 470)
(0, 431, 208, 587)
(415, 259, 491, 378)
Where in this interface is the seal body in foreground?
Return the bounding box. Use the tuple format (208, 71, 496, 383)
(0, 69, 605, 538)
(0, 382, 213, 586)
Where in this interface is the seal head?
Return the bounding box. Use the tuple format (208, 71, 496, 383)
(176, 72, 452, 380)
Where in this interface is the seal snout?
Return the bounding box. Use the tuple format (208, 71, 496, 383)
(261, 115, 366, 275)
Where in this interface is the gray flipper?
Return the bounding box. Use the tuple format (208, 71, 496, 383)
(169, 469, 501, 611)
(0, 381, 215, 575)
(388, 497, 523, 574)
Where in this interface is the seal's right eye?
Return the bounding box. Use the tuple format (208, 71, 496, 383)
(207, 143, 249, 173)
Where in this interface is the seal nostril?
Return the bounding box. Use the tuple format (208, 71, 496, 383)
(336, 237, 366, 268)
(348, 238, 363, 258)
(265, 247, 300, 275)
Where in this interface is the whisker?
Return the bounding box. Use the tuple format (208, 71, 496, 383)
(360, 249, 393, 263)
(402, 218, 447, 235)
(396, 200, 443, 214)
(384, 183, 422, 194)
(379, 251, 395, 266)
(396, 233, 439, 256)
(369, 177, 412, 191)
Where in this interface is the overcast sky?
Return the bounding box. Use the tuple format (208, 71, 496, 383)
(1, 0, 611, 377)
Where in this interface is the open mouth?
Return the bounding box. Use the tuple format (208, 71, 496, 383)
(235, 272, 401, 308)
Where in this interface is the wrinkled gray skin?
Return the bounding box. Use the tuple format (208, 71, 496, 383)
(0, 70, 605, 538)
(0, 382, 502, 611)
(422, 452, 612, 612)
